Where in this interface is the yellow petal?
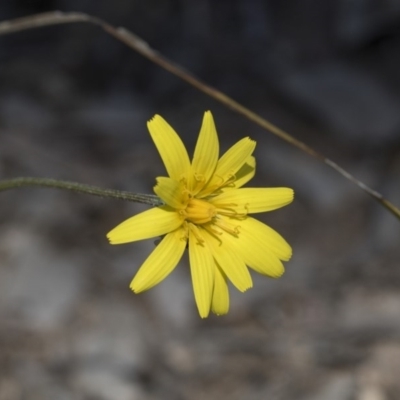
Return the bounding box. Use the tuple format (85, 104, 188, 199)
(241, 244, 284, 278)
(231, 156, 255, 189)
(240, 217, 292, 261)
(215, 137, 256, 180)
(107, 206, 183, 244)
(221, 224, 285, 278)
(130, 228, 187, 292)
(154, 177, 186, 209)
(200, 137, 256, 196)
(211, 265, 229, 315)
(202, 229, 252, 292)
(188, 228, 215, 318)
(147, 115, 191, 181)
(190, 111, 219, 194)
(211, 188, 294, 214)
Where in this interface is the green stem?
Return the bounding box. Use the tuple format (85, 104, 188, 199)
(0, 177, 163, 206)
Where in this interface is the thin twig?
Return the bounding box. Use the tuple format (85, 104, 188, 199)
(0, 11, 399, 219)
(0, 177, 163, 206)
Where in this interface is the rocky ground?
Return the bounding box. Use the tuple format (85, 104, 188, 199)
(0, 1, 399, 399)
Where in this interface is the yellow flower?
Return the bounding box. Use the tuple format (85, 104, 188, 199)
(107, 111, 294, 318)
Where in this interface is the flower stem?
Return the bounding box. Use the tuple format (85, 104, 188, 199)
(0, 177, 163, 206)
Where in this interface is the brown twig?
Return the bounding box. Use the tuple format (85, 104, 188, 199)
(0, 11, 399, 220)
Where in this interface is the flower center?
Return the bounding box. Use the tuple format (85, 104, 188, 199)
(184, 197, 216, 224)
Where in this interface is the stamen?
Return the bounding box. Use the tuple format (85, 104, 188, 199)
(181, 222, 190, 240)
(190, 172, 206, 194)
(223, 173, 236, 188)
(180, 187, 191, 204)
(188, 223, 205, 244)
(213, 202, 248, 219)
(193, 172, 205, 182)
(203, 223, 222, 236)
(179, 209, 187, 219)
(202, 224, 223, 245)
(212, 216, 240, 237)
(218, 210, 247, 220)
(198, 173, 237, 198)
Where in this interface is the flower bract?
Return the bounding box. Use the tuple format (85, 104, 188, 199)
(107, 111, 294, 318)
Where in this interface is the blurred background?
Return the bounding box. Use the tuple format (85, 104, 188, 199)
(0, 1, 400, 399)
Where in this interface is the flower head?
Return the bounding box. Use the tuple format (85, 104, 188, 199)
(107, 111, 294, 318)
